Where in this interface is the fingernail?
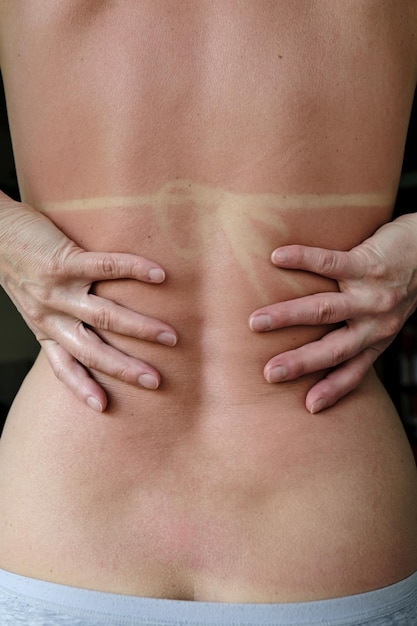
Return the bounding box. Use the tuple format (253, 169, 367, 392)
(267, 366, 287, 382)
(309, 398, 327, 414)
(157, 331, 177, 346)
(272, 249, 288, 264)
(148, 268, 165, 283)
(87, 396, 103, 412)
(250, 314, 272, 331)
(138, 374, 159, 389)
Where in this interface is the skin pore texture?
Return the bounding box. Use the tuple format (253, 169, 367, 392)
(38, 184, 391, 300)
(36, 184, 392, 405)
(1, 183, 415, 603)
(0, 0, 417, 605)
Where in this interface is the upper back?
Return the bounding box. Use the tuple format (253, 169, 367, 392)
(0, 1, 416, 203)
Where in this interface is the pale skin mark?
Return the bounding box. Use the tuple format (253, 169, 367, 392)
(33, 181, 395, 413)
(38, 180, 391, 300)
(37, 181, 391, 214)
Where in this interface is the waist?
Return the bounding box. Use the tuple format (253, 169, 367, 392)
(1, 357, 417, 601)
(89, 262, 337, 407)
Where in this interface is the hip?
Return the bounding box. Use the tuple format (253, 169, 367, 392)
(0, 357, 416, 601)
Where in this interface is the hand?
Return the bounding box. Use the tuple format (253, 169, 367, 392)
(249, 214, 417, 413)
(0, 198, 178, 412)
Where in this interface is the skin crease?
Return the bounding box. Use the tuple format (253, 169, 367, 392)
(0, 0, 417, 604)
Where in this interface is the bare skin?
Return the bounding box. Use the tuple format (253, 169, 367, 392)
(0, 0, 417, 603)
(251, 213, 417, 412)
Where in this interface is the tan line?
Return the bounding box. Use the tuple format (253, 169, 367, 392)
(37, 180, 391, 212)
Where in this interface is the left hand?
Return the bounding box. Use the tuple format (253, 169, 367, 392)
(249, 214, 417, 413)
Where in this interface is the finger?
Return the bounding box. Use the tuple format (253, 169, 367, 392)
(304, 347, 381, 414)
(70, 294, 178, 346)
(49, 319, 162, 390)
(263, 325, 367, 383)
(249, 292, 361, 331)
(68, 250, 166, 283)
(42, 339, 108, 412)
(271, 245, 365, 281)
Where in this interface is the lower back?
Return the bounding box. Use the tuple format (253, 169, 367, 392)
(0, 191, 417, 600)
(1, 355, 416, 601)
(0, 0, 417, 599)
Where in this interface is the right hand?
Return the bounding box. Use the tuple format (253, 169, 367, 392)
(0, 198, 178, 412)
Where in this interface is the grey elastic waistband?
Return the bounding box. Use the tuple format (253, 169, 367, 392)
(0, 567, 416, 625)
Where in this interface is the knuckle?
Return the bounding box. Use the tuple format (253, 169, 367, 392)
(367, 258, 388, 280)
(331, 345, 350, 365)
(100, 256, 118, 277)
(134, 325, 146, 341)
(288, 355, 307, 378)
(379, 288, 403, 312)
(374, 317, 403, 341)
(42, 249, 75, 281)
(134, 319, 153, 340)
(93, 307, 112, 331)
(75, 345, 97, 369)
(316, 299, 336, 324)
(26, 305, 45, 327)
(51, 360, 67, 383)
(113, 364, 133, 383)
(47, 258, 66, 279)
(318, 250, 337, 274)
(292, 362, 306, 378)
(386, 317, 403, 338)
(30, 284, 53, 306)
(347, 367, 364, 390)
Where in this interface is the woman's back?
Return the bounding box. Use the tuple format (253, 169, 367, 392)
(0, 0, 416, 602)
